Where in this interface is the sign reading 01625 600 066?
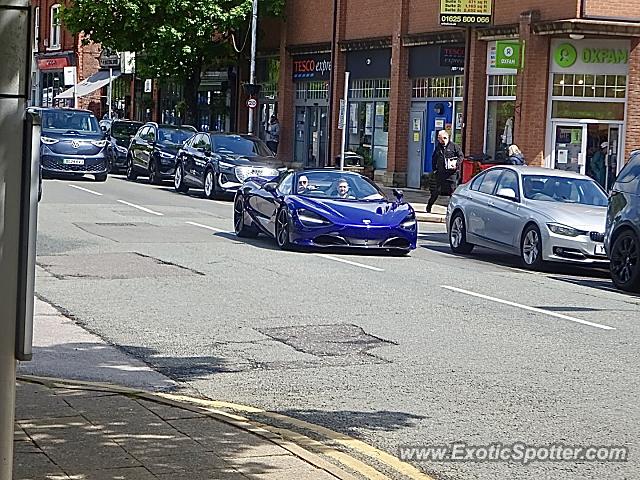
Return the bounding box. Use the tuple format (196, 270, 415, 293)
(440, 0, 493, 27)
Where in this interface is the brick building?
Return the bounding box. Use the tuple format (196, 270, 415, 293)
(270, 0, 640, 190)
(30, 0, 104, 116)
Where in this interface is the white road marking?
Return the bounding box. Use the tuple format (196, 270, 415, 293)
(441, 285, 616, 331)
(316, 254, 385, 272)
(117, 200, 164, 216)
(210, 200, 231, 206)
(185, 221, 231, 234)
(68, 184, 103, 196)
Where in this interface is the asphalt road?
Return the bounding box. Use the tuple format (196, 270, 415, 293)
(33, 174, 639, 480)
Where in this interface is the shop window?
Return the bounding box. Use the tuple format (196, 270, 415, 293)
(350, 79, 390, 99)
(485, 101, 515, 163)
(347, 101, 389, 169)
(33, 7, 40, 52)
(487, 75, 516, 97)
(551, 101, 625, 121)
(50, 4, 61, 49)
(295, 81, 328, 101)
(552, 74, 626, 99)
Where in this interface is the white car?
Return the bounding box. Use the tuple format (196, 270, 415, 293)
(446, 166, 609, 269)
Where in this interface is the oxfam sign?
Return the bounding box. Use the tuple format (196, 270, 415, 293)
(552, 41, 630, 74)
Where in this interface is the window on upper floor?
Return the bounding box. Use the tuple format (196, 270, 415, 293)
(50, 4, 61, 49)
(33, 7, 40, 52)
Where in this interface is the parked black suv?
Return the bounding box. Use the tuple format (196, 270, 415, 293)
(106, 120, 143, 173)
(38, 108, 108, 181)
(605, 152, 640, 292)
(174, 133, 283, 199)
(126, 122, 197, 184)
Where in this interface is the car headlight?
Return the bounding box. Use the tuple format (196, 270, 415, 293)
(91, 140, 108, 148)
(547, 223, 587, 237)
(219, 161, 235, 171)
(41, 136, 59, 145)
(235, 166, 253, 182)
(159, 151, 174, 159)
(115, 145, 128, 154)
(401, 213, 417, 230)
(297, 209, 331, 227)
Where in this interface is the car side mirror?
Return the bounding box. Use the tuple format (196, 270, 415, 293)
(392, 188, 404, 202)
(496, 188, 518, 201)
(264, 182, 278, 194)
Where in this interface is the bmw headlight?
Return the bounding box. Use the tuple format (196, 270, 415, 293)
(235, 166, 253, 182)
(41, 136, 59, 145)
(401, 212, 417, 230)
(297, 209, 331, 227)
(91, 140, 108, 148)
(547, 223, 586, 237)
(115, 145, 128, 154)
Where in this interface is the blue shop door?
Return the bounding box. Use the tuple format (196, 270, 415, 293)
(424, 101, 453, 173)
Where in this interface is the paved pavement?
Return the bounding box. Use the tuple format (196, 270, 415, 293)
(14, 378, 355, 480)
(30, 174, 639, 480)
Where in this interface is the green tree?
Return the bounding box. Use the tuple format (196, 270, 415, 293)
(61, 0, 284, 124)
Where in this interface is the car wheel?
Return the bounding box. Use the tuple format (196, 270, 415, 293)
(149, 160, 162, 185)
(234, 195, 258, 238)
(276, 208, 292, 250)
(610, 230, 640, 292)
(174, 162, 189, 193)
(449, 212, 474, 254)
(126, 156, 137, 181)
(521, 224, 544, 269)
(204, 168, 220, 199)
(95, 173, 107, 182)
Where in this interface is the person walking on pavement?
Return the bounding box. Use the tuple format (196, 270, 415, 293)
(426, 130, 463, 213)
(266, 115, 280, 154)
(507, 144, 526, 165)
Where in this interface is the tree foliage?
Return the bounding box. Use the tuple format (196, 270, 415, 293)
(61, 0, 284, 122)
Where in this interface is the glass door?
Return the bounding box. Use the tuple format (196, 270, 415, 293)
(553, 124, 587, 174)
(606, 126, 620, 191)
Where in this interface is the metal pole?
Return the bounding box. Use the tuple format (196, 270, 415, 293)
(248, 0, 258, 134)
(0, 1, 32, 477)
(108, 67, 113, 118)
(461, 27, 472, 154)
(339, 71, 349, 171)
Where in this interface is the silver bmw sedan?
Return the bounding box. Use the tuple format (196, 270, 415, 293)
(446, 166, 609, 268)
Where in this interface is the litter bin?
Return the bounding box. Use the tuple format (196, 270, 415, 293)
(335, 151, 364, 167)
(461, 154, 506, 184)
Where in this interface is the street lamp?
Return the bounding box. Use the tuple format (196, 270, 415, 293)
(248, 0, 258, 135)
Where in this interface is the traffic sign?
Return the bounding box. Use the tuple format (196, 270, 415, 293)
(247, 98, 258, 109)
(99, 49, 120, 69)
(338, 99, 346, 130)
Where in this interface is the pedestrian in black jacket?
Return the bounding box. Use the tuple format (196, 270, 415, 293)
(507, 144, 526, 165)
(427, 130, 463, 213)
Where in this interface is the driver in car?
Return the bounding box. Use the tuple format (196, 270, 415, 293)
(297, 175, 311, 194)
(336, 179, 355, 199)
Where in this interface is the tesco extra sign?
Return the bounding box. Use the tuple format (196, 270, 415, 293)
(293, 54, 332, 81)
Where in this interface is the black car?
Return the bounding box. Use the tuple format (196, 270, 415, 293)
(38, 108, 108, 181)
(106, 120, 143, 173)
(126, 122, 197, 184)
(174, 133, 284, 199)
(605, 152, 640, 292)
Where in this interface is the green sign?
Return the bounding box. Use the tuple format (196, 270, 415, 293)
(554, 43, 578, 68)
(495, 41, 524, 70)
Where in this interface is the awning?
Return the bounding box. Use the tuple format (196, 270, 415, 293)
(57, 70, 121, 99)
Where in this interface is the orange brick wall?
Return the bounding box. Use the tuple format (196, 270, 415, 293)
(345, 0, 395, 40)
(583, 0, 640, 20)
(625, 39, 640, 161)
(286, 0, 332, 46)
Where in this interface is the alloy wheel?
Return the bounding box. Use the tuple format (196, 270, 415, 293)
(204, 171, 214, 198)
(522, 229, 540, 265)
(234, 197, 243, 233)
(276, 210, 289, 248)
(611, 234, 639, 285)
(174, 164, 182, 190)
(450, 216, 463, 248)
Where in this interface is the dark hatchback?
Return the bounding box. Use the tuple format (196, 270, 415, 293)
(106, 120, 143, 173)
(605, 152, 640, 292)
(39, 108, 108, 181)
(174, 133, 284, 199)
(127, 122, 197, 184)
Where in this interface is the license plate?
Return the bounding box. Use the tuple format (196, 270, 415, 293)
(63, 158, 84, 165)
(594, 244, 606, 256)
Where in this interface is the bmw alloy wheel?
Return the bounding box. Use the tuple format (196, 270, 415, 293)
(522, 226, 542, 268)
(449, 212, 474, 254)
(450, 216, 463, 248)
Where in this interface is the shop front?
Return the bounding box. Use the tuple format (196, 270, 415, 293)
(36, 53, 74, 107)
(546, 39, 629, 190)
(407, 44, 464, 188)
(345, 49, 391, 177)
(292, 52, 331, 167)
(256, 57, 280, 142)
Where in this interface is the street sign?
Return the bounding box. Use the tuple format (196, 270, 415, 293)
(63, 66, 77, 86)
(440, 0, 492, 27)
(144, 79, 152, 93)
(338, 99, 346, 130)
(495, 41, 525, 70)
(99, 49, 120, 69)
(246, 98, 258, 109)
